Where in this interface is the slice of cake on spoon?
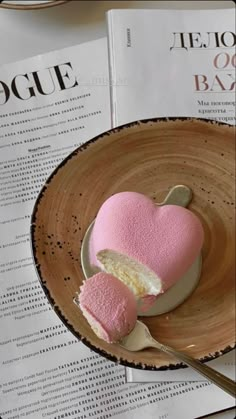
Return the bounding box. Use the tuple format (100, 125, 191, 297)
(75, 272, 137, 343)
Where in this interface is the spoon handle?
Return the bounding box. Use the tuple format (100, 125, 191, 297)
(151, 340, 235, 398)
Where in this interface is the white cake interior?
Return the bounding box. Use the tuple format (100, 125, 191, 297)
(97, 249, 162, 298)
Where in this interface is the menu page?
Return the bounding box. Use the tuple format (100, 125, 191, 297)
(0, 36, 235, 419)
(107, 8, 236, 127)
(0, 37, 110, 417)
(0, 345, 235, 419)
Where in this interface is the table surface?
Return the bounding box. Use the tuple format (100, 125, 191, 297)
(0, 0, 234, 64)
(0, 1, 235, 418)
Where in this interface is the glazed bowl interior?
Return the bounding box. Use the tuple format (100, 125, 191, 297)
(31, 118, 235, 370)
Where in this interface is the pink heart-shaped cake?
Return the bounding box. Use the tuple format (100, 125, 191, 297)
(89, 192, 204, 306)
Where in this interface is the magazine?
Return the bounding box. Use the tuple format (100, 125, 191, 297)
(107, 7, 236, 386)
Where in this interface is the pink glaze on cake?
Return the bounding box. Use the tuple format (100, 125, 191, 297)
(89, 192, 204, 297)
(78, 272, 137, 343)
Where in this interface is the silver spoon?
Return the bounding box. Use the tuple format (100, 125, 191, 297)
(120, 320, 236, 398)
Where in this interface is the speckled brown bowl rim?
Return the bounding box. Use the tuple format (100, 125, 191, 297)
(30, 116, 236, 371)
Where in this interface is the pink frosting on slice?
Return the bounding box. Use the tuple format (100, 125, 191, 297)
(78, 272, 137, 343)
(89, 192, 204, 292)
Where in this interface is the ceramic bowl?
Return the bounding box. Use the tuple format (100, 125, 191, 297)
(31, 118, 235, 370)
(0, 1, 69, 10)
